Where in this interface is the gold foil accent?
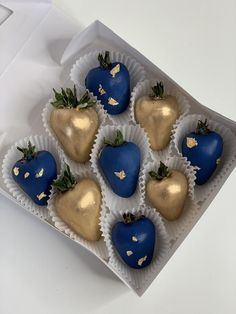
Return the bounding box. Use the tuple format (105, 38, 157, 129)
(24, 172, 30, 179)
(77, 191, 96, 209)
(72, 116, 91, 130)
(37, 192, 47, 201)
(132, 236, 138, 242)
(186, 137, 198, 149)
(161, 106, 171, 116)
(216, 158, 221, 165)
(138, 256, 147, 266)
(126, 250, 133, 256)
(167, 184, 181, 194)
(114, 170, 126, 180)
(13, 167, 19, 176)
(98, 84, 106, 95)
(108, 97, 119, 106)
(35, 168, 44, 178)
(110, 64, 120, 77)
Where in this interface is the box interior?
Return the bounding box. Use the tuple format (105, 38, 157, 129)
(0, 9, 235, 296)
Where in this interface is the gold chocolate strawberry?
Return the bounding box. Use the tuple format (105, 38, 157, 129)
(135, 82, 178, 150)
(53, 165, 102, 241)
(146, 162, 188, 221)
(50, 86, 99, 163)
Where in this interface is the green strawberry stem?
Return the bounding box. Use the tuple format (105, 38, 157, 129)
(123, 213, 136, 224)
(104, 130, 125, 147)
(17, 141, 37, 160)
(52, 164, 77, 193)
(149, 161, 171, 180)
(98, 51, 112, 69)
(196, 119, 210, 135)
(123, 213, 144, 224)
(51, 86, 96, 109)
(151, 81, 164, 99)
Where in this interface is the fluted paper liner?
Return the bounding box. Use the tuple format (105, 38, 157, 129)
(42, 86, 107, 173)
(130, 79, 190, 161)
(142, 156, 198, 240)
(90, 125, 152, 211)
(70, 50, 147, 125)
(48, 166, 108, 260)
(101, 206, 170, 294)
(173, 114, 236, 202)
(2, 135, 64, 220)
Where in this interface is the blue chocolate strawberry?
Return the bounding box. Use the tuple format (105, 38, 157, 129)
(85, 51, 130, 115)
(12, 141, 57, 205)
(98, 130, 141, 198)
(112, 213, 156, 269)
(182, 119, 223, 185)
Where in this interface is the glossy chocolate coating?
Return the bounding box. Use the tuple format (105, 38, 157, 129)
(55, 178, 102, 241)
(147, 170, 188, 221)
(50, 107, 99, 163)
(135, 95, 178, 150)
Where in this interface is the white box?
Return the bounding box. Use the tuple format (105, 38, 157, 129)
(0, 1, 235, 296)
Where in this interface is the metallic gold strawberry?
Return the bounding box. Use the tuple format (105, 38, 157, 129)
(146, 162, 188, 221)
(53, 165, 102, 241)
(135, 82, 178, 150)
(50, 86, 99, 163)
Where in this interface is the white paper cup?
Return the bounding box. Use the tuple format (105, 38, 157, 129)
(101, 206, 170, 294)
(130, 79, 190, 161)
(142, 156, 198, 240)
(172, 114, 236, 202)
(42, 86, 107, 173)
(90, 124, 152, 211)
(70, 50, 147, 125)
(48, 166, 108, 260)
(2, 135, 64, 220)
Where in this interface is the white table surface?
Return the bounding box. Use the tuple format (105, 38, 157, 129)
(1, 0, 236, 313)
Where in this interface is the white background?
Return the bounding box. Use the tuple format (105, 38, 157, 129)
(1, 0, 236, 313)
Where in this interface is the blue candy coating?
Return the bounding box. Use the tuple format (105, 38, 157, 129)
(85, 62, 130, 115)
(182, 131, 223, 185)
(12, 150, 57, 206)
(112, 217, 156, 269)
(98, 142, 141, 198)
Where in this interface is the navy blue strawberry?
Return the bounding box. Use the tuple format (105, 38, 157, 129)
(98, 130, 141, 198)
(112, 213, 156, 269)
(182, 119, 223, 185)
(85, 51, 130, 115)
(12, 141, 57, 205)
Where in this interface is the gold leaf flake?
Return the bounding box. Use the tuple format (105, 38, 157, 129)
(186, 137, 198, 149)
(110, 64, 120, 77)
(13, 167, 20, 176)
(35, 168, 44, 178)
(114, 170, 126, 180)
(132, 236, 138, 242)
(126, 250, 133, 256)
(37, 192, 47, 201)
(24, 172, 30, 179)
(98, 84, 106, 95)
(216, 158, 221, 165)
(108, 97, 119, 106)
(138, 256, 147, 267)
